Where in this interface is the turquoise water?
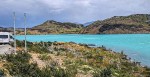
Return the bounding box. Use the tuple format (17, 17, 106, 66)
(16, 34, 150, 67)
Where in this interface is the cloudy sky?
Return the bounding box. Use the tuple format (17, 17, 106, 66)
(0, 0, 150, 28)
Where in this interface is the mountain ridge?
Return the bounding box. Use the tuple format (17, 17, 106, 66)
(1, 14, 150, 34)
(81, 14, 150, 34)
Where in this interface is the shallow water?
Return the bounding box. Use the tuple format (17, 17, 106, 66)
(16, 34, 150, 67)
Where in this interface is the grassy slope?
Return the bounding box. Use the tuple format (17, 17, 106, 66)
(81, 14, 150, 34)
(0, 41, 150, 77)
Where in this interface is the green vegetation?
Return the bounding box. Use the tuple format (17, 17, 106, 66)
(17, 40, 50, 53)
(38, 54, 52, 61)
(0, 41, 150, 77)
(0, 69, 4, 77)
(93, 68, 111, 77)
(0, 52, 73, 77)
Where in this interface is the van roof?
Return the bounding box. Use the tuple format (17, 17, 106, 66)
(0, 32, 13, 35)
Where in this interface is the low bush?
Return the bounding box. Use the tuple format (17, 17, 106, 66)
(38, 54, 52, 61)
(4, 51, 31, 63)
(93, 68, 112, 77)
(0, 69, 5, 77)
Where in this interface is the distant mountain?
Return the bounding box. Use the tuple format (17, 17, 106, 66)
(83, 21, 95, 26)
(2, 14, 150, 34)
(0, 27, 12, 32)
(0, 27, 24, 34)
(26, 20, 84, 34)
(81, 14, 150, 34)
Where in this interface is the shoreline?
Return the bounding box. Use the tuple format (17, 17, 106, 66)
(15, 34, 150, 68)
(77, 42, 150, 68)
(15, 35, 150, 68)
(18, 40, 150, 67)
(15, 33, 150, 36)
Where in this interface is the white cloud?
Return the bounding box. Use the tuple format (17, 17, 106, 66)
(0, 0, 150, 27)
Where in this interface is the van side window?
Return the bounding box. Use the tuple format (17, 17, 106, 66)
(0, 35, 8, 38)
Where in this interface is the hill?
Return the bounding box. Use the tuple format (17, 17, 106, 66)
(27, 20, 83, 34)
(81, 14, 150, 34)
(1, 14, 150, 34)
(83, 21, 95, 26)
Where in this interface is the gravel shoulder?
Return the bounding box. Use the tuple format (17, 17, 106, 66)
(0, 45, 14, 54)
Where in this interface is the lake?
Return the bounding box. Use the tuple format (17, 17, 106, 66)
(16, 34, 150, 67)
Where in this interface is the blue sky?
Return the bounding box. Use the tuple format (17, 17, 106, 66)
(0, 0, 150, 28)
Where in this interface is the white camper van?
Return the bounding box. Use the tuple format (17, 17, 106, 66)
(0, 32, 14, 44)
